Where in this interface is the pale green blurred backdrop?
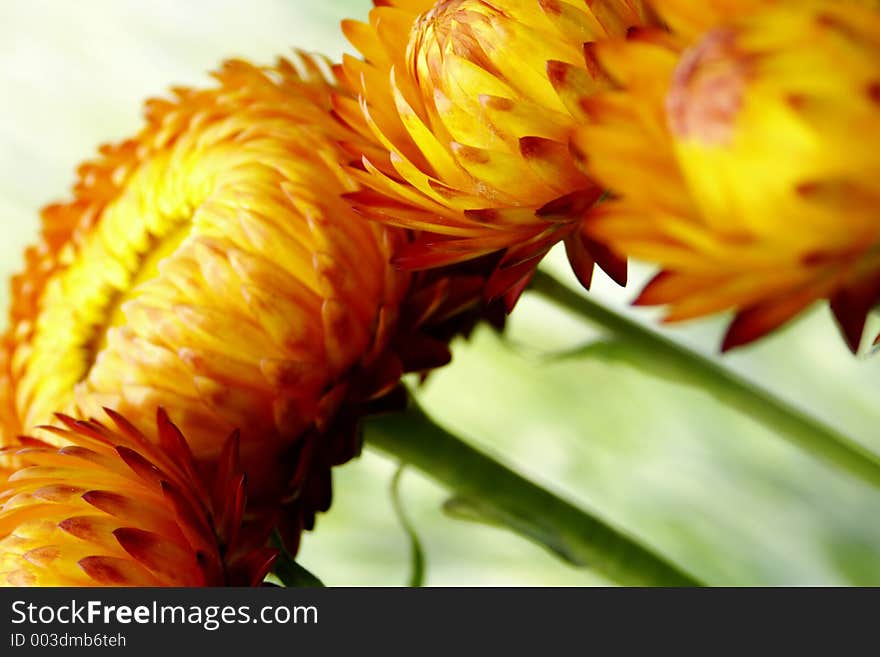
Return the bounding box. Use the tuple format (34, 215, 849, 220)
(2, 0, 879, 585)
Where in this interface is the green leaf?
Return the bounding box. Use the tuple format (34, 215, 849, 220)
(443, 495, 582, 567)
(530, 269, 880, 489)
(270, 531, 325, 587)
(390, 465, 427, 587)
(365, 401, 701, 587)
(550, 338, 707, 388)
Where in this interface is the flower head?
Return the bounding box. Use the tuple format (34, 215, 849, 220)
(338, 0, 652, 306)
(0, 56, 411, 500)
(578, 0, 880, 350)
(0, 408, 275, 587)
(1, 54, 503, 549)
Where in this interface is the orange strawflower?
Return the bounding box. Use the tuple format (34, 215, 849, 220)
(0, 53, 501, 549)
(0, 409, 275, 587)
(0, 56, 408, 498)
(337, 0, 654, 307)
(578, 0, 880, 350)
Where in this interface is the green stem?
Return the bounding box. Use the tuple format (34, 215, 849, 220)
(364, 401, 702, 587)
(530, 269, 880, 488)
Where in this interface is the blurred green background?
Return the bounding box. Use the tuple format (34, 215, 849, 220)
(2, 0, 879, 585)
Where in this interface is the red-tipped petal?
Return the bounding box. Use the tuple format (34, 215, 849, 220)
(115, 446, 164, 488)
(114, 527, 200, 584)
(829, 272, 880, 353)
(722, 290, 819, 352)
(584, 236, 627, 287)
(564, 232, 595, 290)
(78, 556, 161, 586)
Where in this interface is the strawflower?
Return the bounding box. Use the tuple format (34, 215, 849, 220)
(578, 0, 880, 350)
(0, 409, 275, 586)
(338, 0, 654, 307)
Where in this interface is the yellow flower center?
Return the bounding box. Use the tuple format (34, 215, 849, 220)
(89, 222, 192, 359)
(666, 28, 749, 146)
(16, 141, 217, 429)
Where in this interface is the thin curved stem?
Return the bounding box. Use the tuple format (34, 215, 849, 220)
(390, 466, 427, 587)
(530, 268, 880, 489)
(364, 401, 702, 587)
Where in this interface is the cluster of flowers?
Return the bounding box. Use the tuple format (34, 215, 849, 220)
(1, 0, 877, 586)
